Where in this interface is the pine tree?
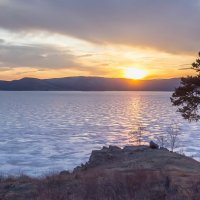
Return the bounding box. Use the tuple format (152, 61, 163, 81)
(171, 52, 200, 121)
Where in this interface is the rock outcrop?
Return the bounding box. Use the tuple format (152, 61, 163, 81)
(1, 145, 200, 200)
(74, 145, 200, 174)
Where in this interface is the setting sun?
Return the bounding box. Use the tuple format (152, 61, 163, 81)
(124, 68, 147, 80)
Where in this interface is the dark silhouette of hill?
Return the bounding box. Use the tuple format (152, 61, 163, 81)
(0, 77, 180, 91)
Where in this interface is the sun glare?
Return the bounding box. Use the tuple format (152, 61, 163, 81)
(124, 68, 147, 80)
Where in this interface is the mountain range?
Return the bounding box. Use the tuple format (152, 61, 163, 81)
(0, 77, 180, 91)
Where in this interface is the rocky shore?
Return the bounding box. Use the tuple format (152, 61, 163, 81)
(1, 145, 200, 200)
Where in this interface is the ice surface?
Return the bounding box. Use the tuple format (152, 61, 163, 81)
(0, 91, 199, 176)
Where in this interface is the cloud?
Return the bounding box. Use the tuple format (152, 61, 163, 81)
(0, 0, 199, 53)
(0, 67, 12, 72)
(0, 43, 84, 69)
(178, 67, 193, 71)
(0, 39, 5, 43)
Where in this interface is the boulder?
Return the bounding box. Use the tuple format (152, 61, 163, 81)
(160, 147, 169, 151)
(123, 145, 148, 153)
(149, 141, 159, 149)
(59, 170, 70, 176)
(108, 145, 121, 151)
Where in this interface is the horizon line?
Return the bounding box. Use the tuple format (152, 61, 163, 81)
(0, 76, 181, 82)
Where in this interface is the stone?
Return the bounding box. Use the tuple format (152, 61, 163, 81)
(160, 147, 169, 151)
(59, 170, 70, 176)
(123, 145, 148, 153)
(108, 145, 121, 151)
(149, 141, 159, 149)
(102, 146, 108, 151)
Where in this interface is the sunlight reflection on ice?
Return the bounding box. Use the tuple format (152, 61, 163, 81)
(0, 91, 199, 176)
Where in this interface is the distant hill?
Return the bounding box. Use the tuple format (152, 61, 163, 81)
(0, 77, 180, 91)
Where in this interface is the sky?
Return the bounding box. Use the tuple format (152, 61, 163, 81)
(0, 0, 200, 80)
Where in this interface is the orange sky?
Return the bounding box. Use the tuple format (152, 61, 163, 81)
(0, 0, 199, 80)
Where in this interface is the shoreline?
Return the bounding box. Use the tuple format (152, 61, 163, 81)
(1, 144, 200, 199)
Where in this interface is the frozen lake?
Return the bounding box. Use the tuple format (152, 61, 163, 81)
(0, 91, 199, 176)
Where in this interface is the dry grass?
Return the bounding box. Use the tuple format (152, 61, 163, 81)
(0, 169, 200, 200)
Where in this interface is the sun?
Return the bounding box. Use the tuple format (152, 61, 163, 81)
(124, 68, 147, 80)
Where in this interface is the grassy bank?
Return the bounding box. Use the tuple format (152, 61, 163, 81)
(1, 145, 200, 200)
